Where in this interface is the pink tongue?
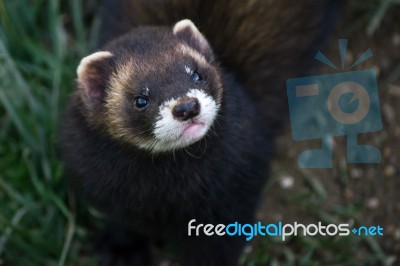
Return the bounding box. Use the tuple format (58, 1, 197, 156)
(182, 123, 203, 138)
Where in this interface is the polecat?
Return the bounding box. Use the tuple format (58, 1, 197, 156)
(61, 1, 342, 265)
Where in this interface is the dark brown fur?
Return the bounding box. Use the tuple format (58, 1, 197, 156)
(61, 1, 342, 265)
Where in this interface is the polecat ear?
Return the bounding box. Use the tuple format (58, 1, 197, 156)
(76, 51, 114, 105)
(173, 19, 213, 61)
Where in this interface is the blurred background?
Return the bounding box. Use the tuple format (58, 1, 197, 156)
(0, 0, 399, 265)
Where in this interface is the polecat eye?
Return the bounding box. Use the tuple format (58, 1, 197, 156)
(191, 71, 203, 83)
(135, 96, 150, 108)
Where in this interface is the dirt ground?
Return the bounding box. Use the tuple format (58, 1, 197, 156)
(250, 4, 400, 264)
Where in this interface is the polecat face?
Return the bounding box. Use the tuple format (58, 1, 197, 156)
(76, 20, 223, 153)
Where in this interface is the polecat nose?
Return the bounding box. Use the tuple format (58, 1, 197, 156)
(172, 97, 200, 121)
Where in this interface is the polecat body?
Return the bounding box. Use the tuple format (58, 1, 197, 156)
(61, 1, 342, 265)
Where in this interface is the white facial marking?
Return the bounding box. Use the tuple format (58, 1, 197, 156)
(179, 44, 208, 67)
(138, 89, 219, 152)
(185, 65, 193, 75)
(105, 59, 136, 139)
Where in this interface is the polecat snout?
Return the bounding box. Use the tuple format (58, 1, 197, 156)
(76, 20, 222, 153)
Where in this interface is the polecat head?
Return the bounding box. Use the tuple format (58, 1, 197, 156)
(76, 19, 223, 153)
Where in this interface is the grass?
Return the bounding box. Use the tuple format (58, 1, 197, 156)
(0, 1, 99, 265)
(0, 0, 397, 265)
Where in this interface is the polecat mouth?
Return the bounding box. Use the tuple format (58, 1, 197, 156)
(138, 89, 219, 153)
(180, 121, 205, 138)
